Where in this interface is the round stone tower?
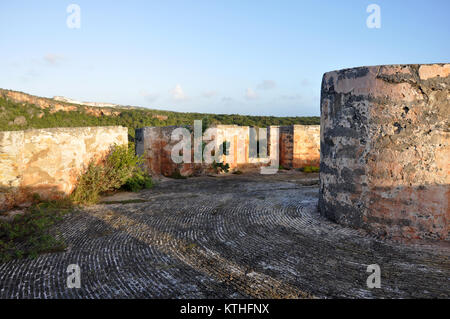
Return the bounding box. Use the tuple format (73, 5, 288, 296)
(319, 64, 449, 240)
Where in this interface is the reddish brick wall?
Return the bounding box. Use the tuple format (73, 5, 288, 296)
(270, 125, 320, 169)
(279, 126, 294, 169)
(137, 124, 320, 177)
(135, 126, 204, 177)
(218, 125, 251, 170)
(293, 125, 320, 168)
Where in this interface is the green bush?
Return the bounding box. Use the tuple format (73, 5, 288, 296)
(299, 165, 320, 173)
(70, 162, 105, 204)
(123, 171, 154, 192)
(222, 141, 230, 156)
(102, 143, 143, 188)
(71, 144, 153, 204)
(212, 161, 230, 173)
(0, 199, 72, 263)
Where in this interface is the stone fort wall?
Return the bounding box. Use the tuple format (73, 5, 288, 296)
(0, 126, 128, 211)
(271, 125, 320, 169)
(136, 124, 320, 176)
(319, 64, 449, 240)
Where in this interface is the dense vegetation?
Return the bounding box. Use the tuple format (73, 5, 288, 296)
(0, 95, 320, 140)
(71, 144, 153, 204)
(0, 199, 72, 263)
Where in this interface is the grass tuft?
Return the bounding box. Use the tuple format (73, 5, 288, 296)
(0, 199, 73, 263)
(298, 165, 320, 173)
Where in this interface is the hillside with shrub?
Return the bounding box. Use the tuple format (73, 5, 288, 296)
(0, 88, 320, 140)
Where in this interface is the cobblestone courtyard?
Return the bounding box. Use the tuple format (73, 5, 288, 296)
(1, 172, 449, 298)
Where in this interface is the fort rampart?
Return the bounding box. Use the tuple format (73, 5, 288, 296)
(136, 124, 320, 176)
(0, 126, 128, 210)
(319, 64, 449, 240)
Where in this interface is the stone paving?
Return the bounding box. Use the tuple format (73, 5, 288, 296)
(0, 172, 449, 298)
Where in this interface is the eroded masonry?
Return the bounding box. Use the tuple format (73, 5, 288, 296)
(135, 124, 320, 176)
(0, 126, 128, 210)
(319, 64, 449, 240)
(0, 124, 320, 210)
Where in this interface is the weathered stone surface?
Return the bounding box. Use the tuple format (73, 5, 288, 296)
(277, 126, 294, 169)
(0, 172, 448, 298)
(319, 64, 450, 240)
(136, 124, 320, 176)
(0, 126, 128, 210)
(136, 126, 202, 177)
(267, 125, 320, 169)
(217, 125, 250, 169)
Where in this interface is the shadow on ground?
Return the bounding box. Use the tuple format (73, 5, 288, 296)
(0, 171, 449, 298)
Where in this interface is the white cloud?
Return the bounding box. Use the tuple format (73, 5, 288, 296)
(170, 84, 187, 101)
(257, 80, 276, 90)
(245, 88, 258, 100)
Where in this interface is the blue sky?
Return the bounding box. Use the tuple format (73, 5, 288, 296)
(0, 1, 448, 116)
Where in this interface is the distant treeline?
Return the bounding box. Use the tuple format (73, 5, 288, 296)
(0, 96, 320, 141)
